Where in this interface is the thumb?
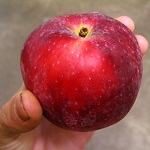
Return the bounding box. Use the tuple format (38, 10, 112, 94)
(0, 89, 43, 137)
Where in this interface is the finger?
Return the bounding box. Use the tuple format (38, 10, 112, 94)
(0, 89, 42, 137)
(116, 16, 148, 55)
(116, 16, 135, 32)
(135, 35, 149, 56)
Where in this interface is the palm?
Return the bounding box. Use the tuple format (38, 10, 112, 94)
(19, 118, 94, 150)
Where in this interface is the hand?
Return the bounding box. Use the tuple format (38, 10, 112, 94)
(0, 16, 148, 150)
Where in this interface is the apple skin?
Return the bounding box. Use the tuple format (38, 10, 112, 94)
(20, 13, 142, 131)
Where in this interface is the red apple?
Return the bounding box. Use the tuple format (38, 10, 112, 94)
(20, 13, 142, 131)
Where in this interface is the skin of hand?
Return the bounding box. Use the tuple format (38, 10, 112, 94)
(0, 16, 148, 150)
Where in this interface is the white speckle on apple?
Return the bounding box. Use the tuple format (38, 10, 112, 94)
(89, 77, 92, 80)
(92, 69, 95, 72)
(76, 54, 79, 58)
(72, 72, 75, 75)
(108, 86, 111, 89)
(91, 54, 94, 57)
(38, 54, 41, 58)
(75, 88, 78, 91)
(91, 41, 94, 44)
(35, 75, 38, 79)
(96, 43, 99, 47)
(76, 111, 79, 114)
(94, 97, 98, 100)
(110, 26, 115, 31)
(76, 42, 79, 46)
(27, 41, 30, 45)
(108, 79, 112, 83)
(104, 43, 108, 48)
(40, 32, 44, 37)
(74, 102, 78, 106)
(86, 87, 89, 91)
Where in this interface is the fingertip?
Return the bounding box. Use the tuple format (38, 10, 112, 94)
(116, 16, 135, 32)
(135, 35, 149, 56)
(22, 90, 43, 123)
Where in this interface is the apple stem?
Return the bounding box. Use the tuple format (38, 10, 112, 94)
(79, 27, 89, 38)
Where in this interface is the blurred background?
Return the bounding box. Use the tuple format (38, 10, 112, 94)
(0, 0, 150, 149)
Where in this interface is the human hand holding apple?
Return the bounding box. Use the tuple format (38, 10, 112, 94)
(21, 13, 143, 131)
(0, 14, 148, 150)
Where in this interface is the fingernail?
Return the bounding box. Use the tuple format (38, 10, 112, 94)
(14, 91, 30, 122)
